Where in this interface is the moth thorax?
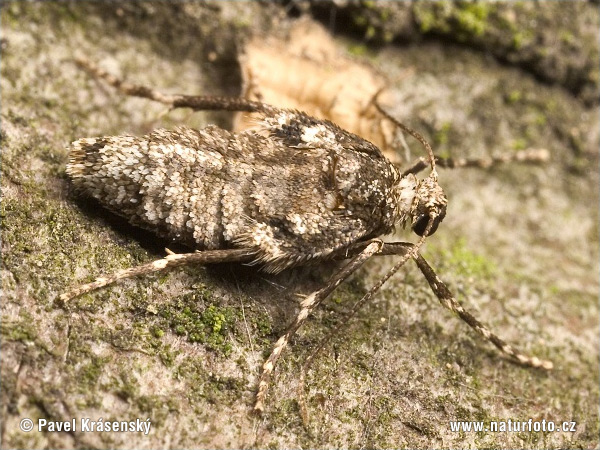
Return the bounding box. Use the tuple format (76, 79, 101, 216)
(394, 173, 419, 225)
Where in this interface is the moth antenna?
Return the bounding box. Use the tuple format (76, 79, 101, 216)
(374, 90, 436, 172)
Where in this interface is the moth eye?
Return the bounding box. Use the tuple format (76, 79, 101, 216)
(412, 214, 442, 237)
(412, 214, 430, 236)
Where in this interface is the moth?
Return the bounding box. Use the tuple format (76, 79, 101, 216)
(63, 57, 552, 414)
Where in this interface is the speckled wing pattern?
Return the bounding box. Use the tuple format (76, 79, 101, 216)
(67, 110, 401, 272)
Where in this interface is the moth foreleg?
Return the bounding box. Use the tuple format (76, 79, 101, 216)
(299, 241, 553, 424)
(254, 240, 383, 414)
(388, 243, 555, 370)
(298, 242, 416, 425)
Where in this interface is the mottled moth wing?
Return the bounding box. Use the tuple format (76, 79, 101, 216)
(67, 110, 401, 273)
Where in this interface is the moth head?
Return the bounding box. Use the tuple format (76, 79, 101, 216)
(410, 170, 447, 237)
(395, 170, 447, 237)
(374, 92, 448, 238)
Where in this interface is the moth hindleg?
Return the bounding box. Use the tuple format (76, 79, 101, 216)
(73, 56, 277, 115)
(400, 149, 550, 177)
(59, 248, 254, 302)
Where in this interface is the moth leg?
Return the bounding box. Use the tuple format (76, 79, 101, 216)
(377, 242, 553, 369)
(254, 240, 383, 414)
(299, 241, 552, 421)
(400, 148, 550, 177)
(297, 242, 417, 424)
(73, 56, 277, 115)
(60, 248, 254, 302)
